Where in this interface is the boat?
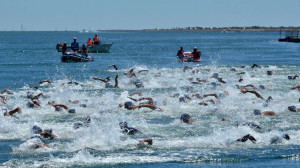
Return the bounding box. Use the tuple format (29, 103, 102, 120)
(178, 52, 201, 62)
(61, 52, 94, 62)
(56, 43, 113, 53)
(278, 30, 300, 43)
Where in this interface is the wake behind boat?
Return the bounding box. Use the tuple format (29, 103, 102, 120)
(61, 52, 94, 62)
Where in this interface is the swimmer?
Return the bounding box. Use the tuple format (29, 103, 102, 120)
(236, 122, 261, 130)
(198, 99, 216, 106)
(93, 74, 119, 88)
(74, 116, 91, 129)
(138, 69, 149, 73)
(119, 121, 143, 135)
(27, 91, 46, 100)
(133, 79, 144, 88)
(251, 64, 261, 69)
(253, 109, 278, 116)
(287, 105, 300, 112)
(119, 100, 163, 111)
(179, 95, 192, 103)
(0, 95, 7, 104)
(183, 66, 193, 73)
(26, 100, 41, 108)
(28, 134, 49, 149)
(0, 88, 13, 95)
(3, 107, 22, 116)
(238, 76, 243, 82)
(125, 68, 136, 78)
(240, 90, 264, 100)
(217, 77, 226, 84)
(290, 85, 300, 90)
(180, 113, 194, 123)
(39, 79, 52, 84)
(48, 102, 75, 113)
(270, 134, 290, 144)
(137, 138, 153, 146)
(107, 64, 118, 70)
(267, 71, 275, 75)
(32, 125, 56, 139)
(69, 99, 80, 104)
(288, 74, 299, 80)
(236, 134, 256, 143)
(221, 118, 230, 121)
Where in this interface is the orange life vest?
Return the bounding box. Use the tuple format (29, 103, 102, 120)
(87, 40, 93, 46)
(93, 36, 99, 41)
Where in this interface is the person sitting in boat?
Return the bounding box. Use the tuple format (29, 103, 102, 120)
(191, 47, 201, 61)
(71, 37, 79, 53)
(87, 38, 93, 46)
(93, 35, 100, 45)
(177, 46, 185, 61)
(80, 44, 88, 56)
(62, 43, 68, 54)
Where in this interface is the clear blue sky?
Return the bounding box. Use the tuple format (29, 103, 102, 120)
(0, 0, 299, 31)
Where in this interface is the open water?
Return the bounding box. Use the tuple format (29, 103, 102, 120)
(0, 31, 300, 167)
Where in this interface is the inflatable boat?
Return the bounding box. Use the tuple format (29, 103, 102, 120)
(61, 52, 94, 62)
(178, 52, 201, 62)
(57, 43, 113, 53)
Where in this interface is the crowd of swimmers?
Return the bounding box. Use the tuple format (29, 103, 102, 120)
(1, 63, 300, 150)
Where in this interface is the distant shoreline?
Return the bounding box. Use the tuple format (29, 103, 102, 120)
(104, 27, 300, 32)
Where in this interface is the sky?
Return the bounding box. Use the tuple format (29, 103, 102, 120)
(0, 0, 300, 31)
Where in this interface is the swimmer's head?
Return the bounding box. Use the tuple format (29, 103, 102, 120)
(235, 84, 240, 89)
(267, 71, 274, 75)
(32, 125, 42, 134)
(106, 77, 111, 81)
(282, 134, 290, 140)
(27, 93, 34, 99)
(180, 113, 191, 123)
(135, 82, 143, 88)
(218, 93, 226, 99)
(254, 109, 262, 115)
(288, 76, 293, 80)
(105, 82, 114, 88)
(288, 105, 296, 112)
(173, 93, 180, 98)
(31, 134, 43, 140)
(124, 101, 133, 110)
(27, 101, 34, 108)
(55, 106, 62, 111)
(213, 73, 218, 78)
(211, 82, 218, 87)
(259, 85, 265, 89)
(79, 104, 87, 107)
(68, 109, 76, 113)
(119, 121, 128, 129)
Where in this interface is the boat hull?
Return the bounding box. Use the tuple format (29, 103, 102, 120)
(61, 53, 94, 63)
(57, 43, 113, 53)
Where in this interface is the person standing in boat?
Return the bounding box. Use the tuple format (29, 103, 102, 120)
(177, 46, 185, 61)
(71, 37, 79, 53)
(87, 38, 93, 46)
(93, 35, 100, 45)
(191, 47, 201, 61)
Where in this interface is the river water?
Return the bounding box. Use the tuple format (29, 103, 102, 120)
(0, 31, 300, 167)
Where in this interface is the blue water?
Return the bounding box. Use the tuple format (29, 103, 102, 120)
(0, 31, 300, 167)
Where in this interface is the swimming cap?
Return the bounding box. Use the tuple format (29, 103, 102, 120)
(288, 76, 293, 80)
(259, 85, 265, 89)
(282, 134, 290, 140)
(32, 125, 42, 134)
(235, 84, 240, 89)
(68, 109, 76, 113)
(105, 82, 114, 88)
(106, 77, 111, 81)
(270, 136, 280, 144)
(135, 82, 143, 88)
(213, 73, 218, 78)
(180, 113, 191, 123)
(173, 93, 180, 98)
(85, 116, 91, 123)
(79, 104, 87, 107)
(27, 101, 34, 108)
(267, 71, 273, 75)
(288, 105, 296, 112)
(27, 93, 34, 99)
(254, 109, 262, 115)
(211, 82, 218, 87)
(55, 106, 62, 111)
(218, 93, 225, 99)
(73, 122, 83, 129)
(119, 121, 128, 129)
(124, 101, 133, 110)
(31, 134, 43, 140)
